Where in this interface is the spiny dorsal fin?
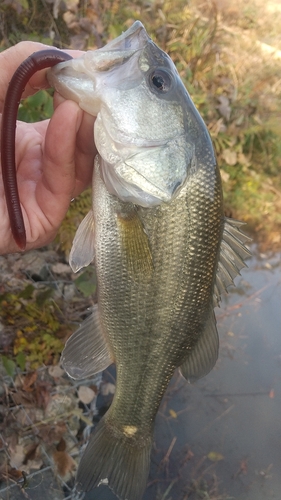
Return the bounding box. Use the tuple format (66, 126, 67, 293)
(69, 210, 95, 273)
(61, 305, 113, 379)
(116, 208, 153, 281)
(179, 308, 219, 383)
(214, 217, 251, 307)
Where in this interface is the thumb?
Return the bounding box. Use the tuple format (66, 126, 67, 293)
(37, 99, 83, 223)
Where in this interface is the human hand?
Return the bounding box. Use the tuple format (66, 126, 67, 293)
(0, 42, 96, 254)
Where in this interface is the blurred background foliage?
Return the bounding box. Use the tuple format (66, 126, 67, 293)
(1, 0, 280, 249)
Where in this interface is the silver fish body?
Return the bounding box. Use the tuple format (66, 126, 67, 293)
(48, 21, 250, 500)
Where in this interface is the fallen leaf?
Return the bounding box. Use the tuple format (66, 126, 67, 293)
(269, 389, 275, 399)
(207, 451, 224, 462)
(53, 449, 76, 478)
(35, 382, 52, 410)
(0, 465, 23, 483)
(169, 409, 177, 419)
(56, 437, 66, 452)
(239, 458, 248, 474)
(220, 169, 230, 183)
(238, 152, 251, 167)
(22, 371, 37, 392)
(64, 0, 79, 11)
(38, 422, 67, 445)
(12, 390, 36, 408)
(23, 443, 39, 464)
(222, 148, 237, 166)
(101, 382, 115, 396)
(9, 444, 25, 469)
(217, 95, 231, 121)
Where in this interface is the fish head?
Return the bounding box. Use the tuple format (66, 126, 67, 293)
(48, 21, 214, 207)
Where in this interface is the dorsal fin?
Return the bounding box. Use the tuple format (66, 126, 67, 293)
(214, 217, 251, 307)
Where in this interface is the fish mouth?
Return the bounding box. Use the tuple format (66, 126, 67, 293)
(47, 21, 150, 109)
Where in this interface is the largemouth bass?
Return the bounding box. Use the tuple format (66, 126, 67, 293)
(48, 21, 250, 500)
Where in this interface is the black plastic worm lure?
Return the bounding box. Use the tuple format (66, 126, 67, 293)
(1, 49, 73, 250)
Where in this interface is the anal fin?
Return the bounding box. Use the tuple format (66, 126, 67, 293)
(180, 309, 219, 383)
(61, 304, 113, 379)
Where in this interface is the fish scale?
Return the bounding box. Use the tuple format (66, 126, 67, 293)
(92, 153, 222, 430)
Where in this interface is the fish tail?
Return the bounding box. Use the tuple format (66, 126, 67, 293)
(76, 417, 152, 500)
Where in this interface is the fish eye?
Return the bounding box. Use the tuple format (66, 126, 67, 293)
(148, 69, 172, 94)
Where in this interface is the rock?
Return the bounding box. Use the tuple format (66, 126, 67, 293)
(51, 263, 71, 275)
(13, 251, 49, 281)
(63, 283, 76, 301)
(48, 365, 65, 379)
(77, 385, 96, 405)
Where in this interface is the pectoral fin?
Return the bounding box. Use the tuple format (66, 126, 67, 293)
(180, 309, 219, 383)
(116, 209, 153, 281)
(61, 305, 113, 379)
(69, 210, 95, 273)
(214, 217, 251, 306)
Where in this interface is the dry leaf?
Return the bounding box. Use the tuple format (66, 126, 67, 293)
(64, 0, 79, 11)
(207, 451, 224, 462)
(101, 382, 115, 396)
(269, 389, 275, 399)
(56, 437, 67, 452)
(222, 148, 237, 166)
(0, 465, 23, 483)
(23, 443, 38, 464)
(238, 152, 251, 167)
(9, 444, 25, 468)
(217, 95, 231, 121)
(12, 390, 36, 408)
(220, 169, 230, 183)
(53, 449, 76, 478)
(239, 458, 248, 474)
(169, 409, 177, 419)
(22, 371, 37, 391)
(35, 382, 51, 410)
(38, 422, 67, 445)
